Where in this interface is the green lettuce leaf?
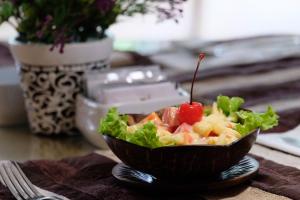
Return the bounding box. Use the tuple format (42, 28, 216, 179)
(99, 107, 128, 140)
(126, 122, 162, 148)
(235, 106, 279, 136)
(204, 106, 212, 116)
(217, 95, 244, 121)
(99, 108, 162, 148)
(217, 95, 279, 136)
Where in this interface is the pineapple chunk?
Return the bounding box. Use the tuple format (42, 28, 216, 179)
(157, 128, 177, 146)
(207, 137, 219, 145)
(127, 123, 143, 133)
(140, 112, 162, 125)
(193, 120, 213, 137)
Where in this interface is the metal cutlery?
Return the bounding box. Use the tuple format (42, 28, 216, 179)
(0, 161, 65, 200)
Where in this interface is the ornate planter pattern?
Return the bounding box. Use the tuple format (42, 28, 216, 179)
(10, 38, 113, 135)
(18, 60, 108, 135)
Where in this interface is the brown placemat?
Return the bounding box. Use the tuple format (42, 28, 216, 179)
(251, 155, 300, 200)
(0, 153, 299, 200)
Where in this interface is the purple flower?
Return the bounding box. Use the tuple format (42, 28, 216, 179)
(36, 15, 53, 39)
(11, 0, 19, 5)
(95, 0, 115, 14)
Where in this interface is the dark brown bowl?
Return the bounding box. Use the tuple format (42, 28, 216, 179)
(103, 128, 259, 179)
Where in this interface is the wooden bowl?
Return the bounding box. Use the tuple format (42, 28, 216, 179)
(103, 128, 259, 179)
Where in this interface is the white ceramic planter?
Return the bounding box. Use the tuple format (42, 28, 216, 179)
(9, 38, 113, 135)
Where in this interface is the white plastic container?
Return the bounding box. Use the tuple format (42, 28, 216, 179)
(75, 88, 189, 149)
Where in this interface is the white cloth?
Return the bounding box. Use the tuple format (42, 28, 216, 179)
(257, 125, 300, 157)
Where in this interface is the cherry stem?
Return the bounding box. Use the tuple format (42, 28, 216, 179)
(190, 53, 205, 105)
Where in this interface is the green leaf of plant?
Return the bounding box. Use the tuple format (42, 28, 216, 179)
(0, 2, 14, 21)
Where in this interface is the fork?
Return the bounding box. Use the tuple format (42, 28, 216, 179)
(0, 161, 63, 200)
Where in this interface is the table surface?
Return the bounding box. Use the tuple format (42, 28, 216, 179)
(1, 125, 300, 200)
(0, 126, 96, 161)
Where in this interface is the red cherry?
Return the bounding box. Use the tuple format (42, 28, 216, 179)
(190, 53, 205, 105)
(178, 102, 203, 125)
(177, 53, 205, 125)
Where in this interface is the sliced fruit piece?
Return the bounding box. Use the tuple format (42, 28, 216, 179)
(174, 123, 192, 134)
(140, 112, 162, 125)
(162, 107, 180, 128)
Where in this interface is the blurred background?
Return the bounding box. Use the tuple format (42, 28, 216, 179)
(2, 0, 300, 45)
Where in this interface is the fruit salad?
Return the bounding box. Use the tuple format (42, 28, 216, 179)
(99, 95, 278, 148)
(99, 54, 278, 148)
